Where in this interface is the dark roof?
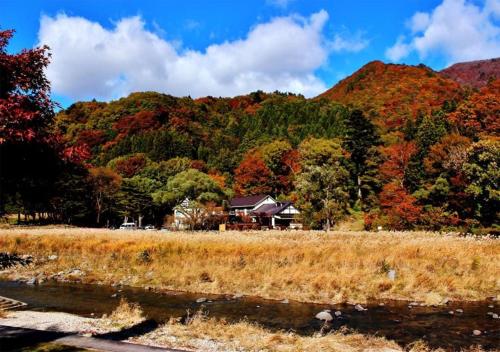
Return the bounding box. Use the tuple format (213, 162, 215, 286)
(230, 194, 269, 208)
(251, 202, 293, 216)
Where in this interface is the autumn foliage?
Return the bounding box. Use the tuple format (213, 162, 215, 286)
(234, 151, 273, 196)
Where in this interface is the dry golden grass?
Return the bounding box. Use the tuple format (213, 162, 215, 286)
(133, 309, 402, 352)
(131, 310, 487, 352)
(0, 228, 499, 303)
(99, 298, 145, 330)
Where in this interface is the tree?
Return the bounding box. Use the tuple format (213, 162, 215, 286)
(378, 182, 422, 230)
(343, 109, 380, 205)
(379, 140, 418, 186)
(118, 177, 158, 227)
(233, 151, 273, 196)
(295, 138, 350, 230)
(0, 29, 57, 217)
(88, 167, 122, 225)
(424, 134, 471, 177)
(0, 30, 54, 144)
(153, 169, 226, 211)
(463, 139, 499, 225)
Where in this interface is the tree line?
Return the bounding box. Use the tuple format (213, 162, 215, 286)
(1, 30, 498, 233)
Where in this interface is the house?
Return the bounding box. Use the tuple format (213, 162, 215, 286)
(229, 194, 301, 229)
(250, 201, 301, 229)
(229, 194, 276, 216)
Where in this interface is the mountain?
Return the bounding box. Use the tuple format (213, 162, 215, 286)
(318, 61, 465, 128)
(440, 58, 500, 89)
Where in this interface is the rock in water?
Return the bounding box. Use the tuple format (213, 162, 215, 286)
(196, 297, 207, 303)
(334, 310, 342, 317)
(315, 311, 333, 322)
(473, 330, 481, 336)
(354, 304, 366, 312)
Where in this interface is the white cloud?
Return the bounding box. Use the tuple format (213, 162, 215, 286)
(267, 0, 295, 8)
(39, 10, 363, 100)
(385, 36, 412, 62)
(330, 32, 369, 52)
(386, 0, 500, 64)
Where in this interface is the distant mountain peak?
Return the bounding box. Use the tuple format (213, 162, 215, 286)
(440, 58, 500, 89)
(318, 61, 463, 128)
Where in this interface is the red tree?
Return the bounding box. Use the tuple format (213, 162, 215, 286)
(379, 141, 417, 185)
(234, 151, 273, 196)
(378, 182, 422, 229)
(0, 30, 54, 143)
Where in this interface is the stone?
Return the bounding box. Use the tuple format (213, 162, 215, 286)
(334, 310, 342, 317)
(488, 304, 494, 308)
(472, 330, 481, 336)
(48, 255, 58, 261)
(455, 309, 463, 313)
(26, 277, 37, 285)
(409, 302, 419, 306)
(487, 312, 494, 315)
(492, 313, 499, 319)
(315, 311, 333, 322)
(354, 304, 366, 312)
(387, 270, 396, 281)
(196, 297, 207, 303)
(110, 293, 118, 298)
(449, 311, 454, 315)
(379, 303, 385, 306)
(281, 299, 289, 304)
(232, 293, 244, 299)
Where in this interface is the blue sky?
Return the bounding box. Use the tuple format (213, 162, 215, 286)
(1, 0, 499, 106)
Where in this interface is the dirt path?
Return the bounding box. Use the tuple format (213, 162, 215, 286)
(0, 311, 189, 352)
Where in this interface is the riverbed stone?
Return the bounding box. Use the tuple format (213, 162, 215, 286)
(455, 309, 463, 313)
(448, 311, 454, 315)
(492, 313, 499, 319)
(354, 304, 366, 312)
(196, 297, 207, 303)
(334, 310, 342, 317)
(315, 311, 333, 322)
(488, 304, 494, 308)
(473, 330, 481, 336)
(281, 299, 289, 304)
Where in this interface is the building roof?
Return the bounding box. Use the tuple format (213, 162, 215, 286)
(251, 202, 293, 216)
(230, 194, 269, 208)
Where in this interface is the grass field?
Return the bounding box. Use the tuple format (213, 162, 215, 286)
(0, 228, 498, 304)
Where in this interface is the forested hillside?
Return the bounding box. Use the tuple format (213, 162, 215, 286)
(1, 29, 498, 233)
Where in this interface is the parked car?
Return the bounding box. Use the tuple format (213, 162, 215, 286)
(119, 222, 137, 230)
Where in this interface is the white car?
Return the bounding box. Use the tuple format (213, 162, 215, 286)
(119, 222, 137, 230)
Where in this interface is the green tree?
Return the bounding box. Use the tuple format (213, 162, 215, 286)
(343, 109, 380, 206)
(88, 167, 122, 226)
(118, 177, 158, 227)
(153, 169, 226, 209)
(463, 139, 499, 226)
(295, 138, 350, 230)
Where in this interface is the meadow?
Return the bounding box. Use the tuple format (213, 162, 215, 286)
(0, 228, 498, 304)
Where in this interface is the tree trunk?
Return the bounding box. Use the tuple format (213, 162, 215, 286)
(357, 175, 362, 201)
